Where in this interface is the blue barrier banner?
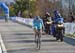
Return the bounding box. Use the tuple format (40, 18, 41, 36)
(64, 23, 75, 34)
(10, 17, 16, 21)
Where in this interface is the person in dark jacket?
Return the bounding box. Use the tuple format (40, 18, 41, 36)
(43, 12, 52, 34)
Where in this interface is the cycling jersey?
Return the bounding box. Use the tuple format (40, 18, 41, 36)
(33, 16, 43, 30)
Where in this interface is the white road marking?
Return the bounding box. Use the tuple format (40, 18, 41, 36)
(0, 34, 7, 53)
(0, 45, 2, 53)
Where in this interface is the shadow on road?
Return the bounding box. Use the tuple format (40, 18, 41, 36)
(11, 20, 75, 46)
(7, 39, 57, 43)
(7, 33, 57, 43)
(64, 36, 75, 46)
(7, 47, 38, 53)
(13, 33, 75, 46)
(14, 32, 46, 36)
(14, 33, 34, 35)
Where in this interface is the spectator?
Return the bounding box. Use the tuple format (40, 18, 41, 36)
(29, 13, 33, 18)
(69, 12, 74, 22)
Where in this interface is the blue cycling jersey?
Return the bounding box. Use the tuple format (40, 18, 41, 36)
(33, 17, 43, 29)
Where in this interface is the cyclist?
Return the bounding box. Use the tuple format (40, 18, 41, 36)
(33, 16, 44, 34)
(33, 16, 44, 49)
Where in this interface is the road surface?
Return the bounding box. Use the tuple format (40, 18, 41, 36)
(0, 19, 75, 53)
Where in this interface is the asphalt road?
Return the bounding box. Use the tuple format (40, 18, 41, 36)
(0, 19, 75, 53)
